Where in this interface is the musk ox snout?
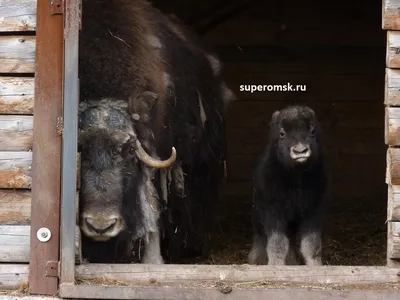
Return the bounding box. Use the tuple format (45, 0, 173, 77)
(290, 142, 311, 162)
(81, 212, 126, 241)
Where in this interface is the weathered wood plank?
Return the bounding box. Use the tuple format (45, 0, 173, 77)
(385, 69, 400, 106)
(0, 152, 80, 189)
(0, 116, 33, 151)
(387, 31, 400, 68)
(387, 186, 400, 221)
(0, 77, 34, 114)
(0, 36, 35, 73)
(0, 152, 31, 189)
(0, 190, 80, 225)
(0, 264, 28, 290)
(387, 222, 400, 259)
(75, 264, 400, 285)
(59, 284, 400, 300)
(0, 190, 31, 225)
(0, 0, 37, 32)
(387, 148, 400, 185)
(386, 107, 400, 145)
(0, 225, 81, 263)
(383, 0, 400, 30)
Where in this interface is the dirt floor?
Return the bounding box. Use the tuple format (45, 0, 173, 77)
(194, 196, 387, 266)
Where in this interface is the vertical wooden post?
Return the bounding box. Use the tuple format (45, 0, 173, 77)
(28, 0, 64, 295)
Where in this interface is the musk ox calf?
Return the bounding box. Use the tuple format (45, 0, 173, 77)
(249, 105, 328, 265)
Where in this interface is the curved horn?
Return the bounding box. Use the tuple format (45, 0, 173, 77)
(135, 141, 176, 168)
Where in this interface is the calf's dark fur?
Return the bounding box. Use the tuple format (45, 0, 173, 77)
(249, 105, 328, 265)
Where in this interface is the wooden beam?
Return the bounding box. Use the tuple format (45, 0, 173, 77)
(387, 31, 400, 68)
(387, 222, 400, 259)
(388, 186, 400, 221)
(386, 107, 400, 145)
(0, 77, 34, 114)
(383, 0, 400, 30)
(385, 68, 400, 106)
(0, 36, 35, 73)
(0, 152, 80, 189)
(0, 116, 33, 151)
(387, 148, 400, 185)
(0, 152, 32, 189)
(0, 225, 82, 264)
(59, 284, 400, 300)
(0, 264, 29, 290)
(0, 190, 80, 225)
(0, 190, 31, 225)
(28, 0, 63, 294)
(0, 0, 36, 32)
(0, 151, 80, 189)
(75, 264, 400, 285)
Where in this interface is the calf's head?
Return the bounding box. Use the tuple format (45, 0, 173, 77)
(269, 105, 321, 168)
(78, 99, 176, 242)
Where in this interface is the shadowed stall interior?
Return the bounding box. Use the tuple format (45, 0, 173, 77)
(153, 0, 387, 265)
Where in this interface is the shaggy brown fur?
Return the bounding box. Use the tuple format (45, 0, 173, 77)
(79, 0, 236, 263)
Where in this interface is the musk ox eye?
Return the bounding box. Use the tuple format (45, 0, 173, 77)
(279, 129, 285, 139)
(129, 146, 136, 155)
(310, 127, 315, 136)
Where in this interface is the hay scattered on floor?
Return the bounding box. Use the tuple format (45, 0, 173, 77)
(194, 199, 387, 266)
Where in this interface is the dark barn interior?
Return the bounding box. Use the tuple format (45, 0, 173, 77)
(152, 0, 387, 266)
(83, 0, 388, 266)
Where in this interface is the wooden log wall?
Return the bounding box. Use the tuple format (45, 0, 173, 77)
(0, 1, 81, 290)
(384, 0, 400, 267)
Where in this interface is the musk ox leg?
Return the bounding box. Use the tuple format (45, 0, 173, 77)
(142, 231, 164, 264)
(298, 205, 325, 266)
(299, 229, 322, 266)
(266, 230, 290, 265)
(248, 233, 267, 265)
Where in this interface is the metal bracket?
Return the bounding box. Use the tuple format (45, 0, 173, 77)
(50, 0, 64, 15)
(45, 261, 60, 278)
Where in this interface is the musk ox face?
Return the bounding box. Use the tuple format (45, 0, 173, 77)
(78, 99, 176, 242)
(270, 105, 320, 168)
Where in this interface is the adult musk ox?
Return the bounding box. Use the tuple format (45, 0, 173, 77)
(78, 0, 236, 264)
(248, 105, 328, 265)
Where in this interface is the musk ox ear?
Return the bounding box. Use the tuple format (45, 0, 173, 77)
(270, 110, 280, 125)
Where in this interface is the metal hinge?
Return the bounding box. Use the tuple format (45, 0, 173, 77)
(50, 0, 64, 15)
(45, 261, 60, 278)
